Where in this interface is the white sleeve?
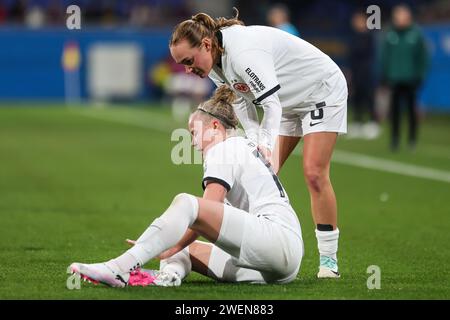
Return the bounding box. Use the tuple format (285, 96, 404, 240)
(232, 96, 259, 143)
(202, 147, 234, 192)
(256, 94, 282, 150)
(231, 50, 282, 151)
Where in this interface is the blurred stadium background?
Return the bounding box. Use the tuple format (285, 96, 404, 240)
(0, 0, 449, 299)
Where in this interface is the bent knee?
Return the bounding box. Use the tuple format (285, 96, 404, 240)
(172, 193, 197, 207)
(173, 192, 193, 203)
(303, 165, 330, 192)
(170, 193, 199, 220)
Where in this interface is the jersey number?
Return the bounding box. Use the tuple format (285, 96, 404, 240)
(252, 149, 286, 198)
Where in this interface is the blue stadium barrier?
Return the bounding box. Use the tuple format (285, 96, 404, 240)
(420, 24, 450, 111)
(0, 25, 448, 111)
(0, 27, 172, 101)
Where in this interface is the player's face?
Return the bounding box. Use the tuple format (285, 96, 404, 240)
(170, 38, 214, 78)
(188, 113, 223, 153)
(189, 113, 209, 152)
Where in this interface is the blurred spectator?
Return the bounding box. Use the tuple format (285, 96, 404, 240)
(25, 5, 45, 29)
(129, 3, 152, 27)
(380, 4, 429, 151)
(267, 3, 300, 37)
(101, 3, 119, 27)
(347, 10, 380, 140)
(0, 1, 448, 30)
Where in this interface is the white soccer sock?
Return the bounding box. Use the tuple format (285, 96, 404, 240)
(112, 193, 198, 273)
(159, 246, 192, 280)
(110, 252, 140, 273)
(315, 228, 339, 261)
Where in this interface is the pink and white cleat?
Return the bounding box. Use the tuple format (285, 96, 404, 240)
(128, 269, 181, 287)
(69, 262, 130, 288)
(127, 269, 157, 286)
(141, 269, 182, 287)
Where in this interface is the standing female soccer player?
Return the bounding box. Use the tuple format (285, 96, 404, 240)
(69, 86, 303, 287)
(169, 10, 347, 278)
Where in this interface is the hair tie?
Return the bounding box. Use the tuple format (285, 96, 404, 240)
(197, 107, 236, 129)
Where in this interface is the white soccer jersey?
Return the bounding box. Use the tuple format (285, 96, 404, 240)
(202, 136, 301, 236)
(208, 25, 347, 149)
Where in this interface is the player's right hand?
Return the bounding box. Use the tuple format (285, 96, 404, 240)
(126, 239, 136, 246)
(257, 145, 273, 166)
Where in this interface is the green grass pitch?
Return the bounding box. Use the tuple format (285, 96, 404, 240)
(0, 104, 449, 299)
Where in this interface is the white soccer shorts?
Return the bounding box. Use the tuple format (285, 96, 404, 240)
(279, 101, 347, 137)
(206, 204, 303, 284)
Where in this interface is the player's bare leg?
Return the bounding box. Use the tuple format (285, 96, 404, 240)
(190, 197, 224, 241)
(188, 241, 213, 276)
(303, 132, 338, 227)
(303, 132, 340, 278)
(272, 135, 301, 175)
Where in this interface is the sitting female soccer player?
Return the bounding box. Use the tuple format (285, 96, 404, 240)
(69, 86, 303, 287)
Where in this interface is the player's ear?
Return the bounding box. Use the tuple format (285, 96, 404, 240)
(212, 120, 219, 129)
(202, 37, 212, 52)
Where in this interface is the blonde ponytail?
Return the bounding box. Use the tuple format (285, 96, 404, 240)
(195, 85, 239, 129)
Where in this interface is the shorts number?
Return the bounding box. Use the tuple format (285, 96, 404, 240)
(311, 108, 324, 120)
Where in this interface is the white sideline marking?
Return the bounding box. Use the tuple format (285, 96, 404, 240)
(68, 107, 170, 133)
(70, 107, 450, 184)
(331, 150, 450, 184)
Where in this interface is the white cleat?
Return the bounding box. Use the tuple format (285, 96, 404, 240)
(317, 267, 341, 278)
(317, 256, 340, 279)
(69, 262, 130, 288)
